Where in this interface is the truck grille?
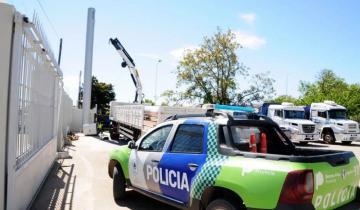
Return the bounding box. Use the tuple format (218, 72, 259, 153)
(302, 125, 315, 133)
(348, 124, 357, 130)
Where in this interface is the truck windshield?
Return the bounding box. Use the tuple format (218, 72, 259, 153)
(328, 109, 347, 119)
(284, 110, 305, 119)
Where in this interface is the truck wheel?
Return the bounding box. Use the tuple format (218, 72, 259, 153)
(342, 141, 352, 145)
(206, 199, 239, 210)
(110, 133, 119, 140)
(113, 166, 126, 201)
(323, 132, 336, 144)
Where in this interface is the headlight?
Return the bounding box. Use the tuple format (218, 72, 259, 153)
(290, 127, 300, 134)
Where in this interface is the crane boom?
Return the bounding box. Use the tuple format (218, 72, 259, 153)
(109, 38, 143, 103)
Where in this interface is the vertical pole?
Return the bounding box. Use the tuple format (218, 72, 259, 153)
(77, 70, 82, 108)
(154, 59, 161, 104)
(0, 4, 15, 210)
(82, 8, 95, 125)
(57, 38, 62, 66)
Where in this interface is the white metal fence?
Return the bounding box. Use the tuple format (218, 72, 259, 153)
(1, 3, 74, 209)
(13, 14, 71, 169)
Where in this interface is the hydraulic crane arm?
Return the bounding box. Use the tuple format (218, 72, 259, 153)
(109, 38, 143, 103)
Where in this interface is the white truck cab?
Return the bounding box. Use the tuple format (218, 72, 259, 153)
(307, 100, 360, 144)
(264, 102, 319, 144)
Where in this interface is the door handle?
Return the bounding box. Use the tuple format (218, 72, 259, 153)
(188, 163, 198, 171)
(151, 160, 159, 163)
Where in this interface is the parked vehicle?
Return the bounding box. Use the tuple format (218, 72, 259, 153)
(202, 103, 255, 118)
(109, 102, 205, 140)
(259, 102, 319, 145)
(108, 111, 360, 210)
(305, 100, 360, 144)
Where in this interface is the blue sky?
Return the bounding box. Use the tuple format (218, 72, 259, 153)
(8, 0, 360, 104)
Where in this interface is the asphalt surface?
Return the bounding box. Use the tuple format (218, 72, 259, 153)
(31, 134, 177, 210)
(31, 135, 360, 210)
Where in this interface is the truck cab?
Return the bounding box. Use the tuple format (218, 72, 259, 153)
(307, 100, 360, 144)
(261, 102, 319, 144)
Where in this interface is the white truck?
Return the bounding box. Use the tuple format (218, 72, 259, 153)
(305, 100, 360, 144)
(109, 102, 205, 140)
(259, 102, 319, 145)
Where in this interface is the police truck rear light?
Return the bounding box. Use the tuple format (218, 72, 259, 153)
(279, 170, 314, 204)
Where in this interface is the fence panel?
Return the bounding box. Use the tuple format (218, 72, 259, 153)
(3, 4, 73, 209)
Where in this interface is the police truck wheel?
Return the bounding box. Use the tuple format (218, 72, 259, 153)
(206, 199, 238, 210)
(342, 141, 352, 145)
(323, 132, 335, 144)
(113, 166, 126, 200)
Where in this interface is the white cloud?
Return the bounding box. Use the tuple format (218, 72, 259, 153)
(240, 13, 256, 25)
(234, 31, 266, 49)
(170, 45, 199, 60)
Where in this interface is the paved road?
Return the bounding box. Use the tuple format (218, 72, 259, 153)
(31, 135, 360, 210)
(31, 135, 177, 210)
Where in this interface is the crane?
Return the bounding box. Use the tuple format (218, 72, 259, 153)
(109, 38, 143, 103)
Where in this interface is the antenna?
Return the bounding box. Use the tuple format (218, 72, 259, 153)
(285, 71, 288, 96)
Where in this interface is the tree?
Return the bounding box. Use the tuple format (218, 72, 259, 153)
(163, 29, 274, 105)
(271, 95, 299, 104)
(299, 69, 360, 121)
(144, 99, 155, 105)
(79, 76, 116, 114)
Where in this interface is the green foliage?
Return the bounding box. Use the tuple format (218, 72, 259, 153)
(144, 98, 155, 105)
(79, 76, 116, 114)
(163, 28, 275, 105)
(91, 76, 116, 114)
(271, 95, 299, 105)
(298, 69, 360, 122)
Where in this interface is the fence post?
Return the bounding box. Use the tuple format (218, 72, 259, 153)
(6, 10, 24, 210)
(0, 3, 15, 210)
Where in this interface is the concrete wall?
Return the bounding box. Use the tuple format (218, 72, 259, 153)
(10, 139, 57, 210)
(71, 107, 96, 132)
(0, 4, 15, 210)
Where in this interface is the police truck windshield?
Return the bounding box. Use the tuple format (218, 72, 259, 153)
(284, 110, 305, 119)
(328, 109, 347, 119)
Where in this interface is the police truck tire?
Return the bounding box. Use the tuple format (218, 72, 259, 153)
(206, 199, 238, 210)
(113, 166, 126, 200)
(323, 132, 335, 144)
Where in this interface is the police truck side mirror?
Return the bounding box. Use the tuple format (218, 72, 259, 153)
(128, 140, 136, 149)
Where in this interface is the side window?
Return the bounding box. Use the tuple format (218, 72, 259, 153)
(318, 111, 327, 118)
(275, 109, 283, 117)
(170, 124, 204, 153)
(139, 125, 173, 152)
(231, 126, 261, 144)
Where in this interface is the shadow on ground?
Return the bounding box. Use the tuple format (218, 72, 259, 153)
(30, 161, 76, 210)
(115, 190, 178, 210)
(99, 137, 128, 146)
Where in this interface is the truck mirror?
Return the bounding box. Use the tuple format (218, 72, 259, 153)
(128, 140, 136, 149)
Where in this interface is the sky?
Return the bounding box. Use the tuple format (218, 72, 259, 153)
(7, 0, 360, 105)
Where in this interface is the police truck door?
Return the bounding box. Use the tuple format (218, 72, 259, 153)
(129, 125, 173, 193)
(159, 123, 206, 205)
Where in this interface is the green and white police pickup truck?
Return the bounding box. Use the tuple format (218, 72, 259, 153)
(108, 112, 360, 210)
